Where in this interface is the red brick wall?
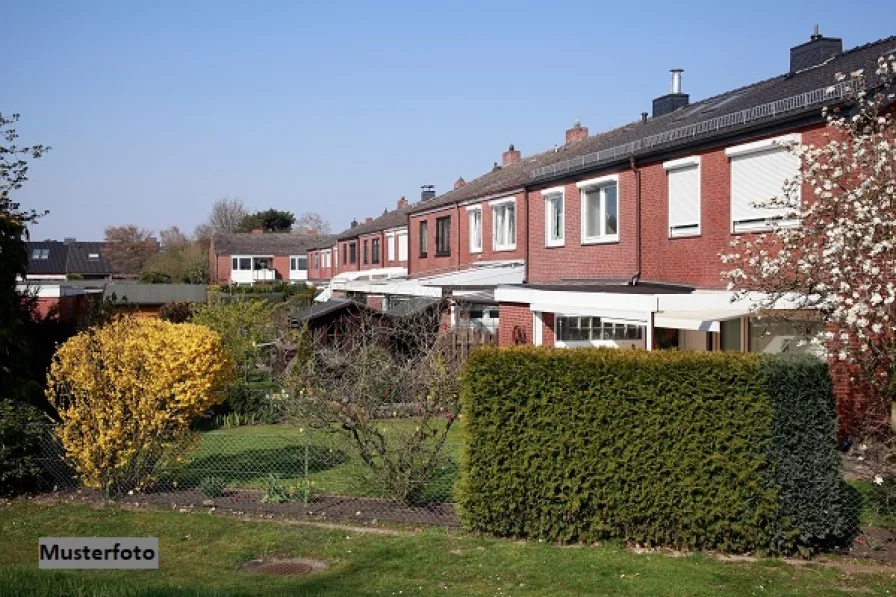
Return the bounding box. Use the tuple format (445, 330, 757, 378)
(212, 254, 231, 285)
(366, 294, 384, 311)
(336, 239, 360, 273)
(307, 247, 337, 282)
(498, 303, 532, 346)
(639, 124, 828, 288)
(271, 256, 289, 282)
(409, 193, 526, 278)
(527, 171, 637, 284)
(541, 312, 555, 346)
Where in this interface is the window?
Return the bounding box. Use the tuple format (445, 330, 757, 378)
(342, 244, 347, 265)
(665, 157, 701, 237)
(727, 134, 801, 232)
(363, 240, 369, 264)
(232, 257, 251, 270)
(32, 248, 49, 259)
(254, 258, 270, 270)
(435, 216, 451, 256)
(372, 238, 380, 264)
(349, 242, 357, 264)
(720, 318, 742, 351)
(313, 253, 320, 269)
(386, 232, 396, 261)
(468, 207, 482, 253)
(579, 176, 618, 243)
(748, 318, 823, 358)
(398, 231, 408, 261)
(556, 316, 643, 343)
(491, 199, 516, 251)
(290, 256, 307, 271)
(419, 221, 428, 257)
(323, 252, 330, 268)
(544, 189, 564, 246)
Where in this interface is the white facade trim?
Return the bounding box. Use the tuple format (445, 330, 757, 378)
(576, 173, 619, 189)
(724, 133, 801, 158)
(663, 155, 701, 170)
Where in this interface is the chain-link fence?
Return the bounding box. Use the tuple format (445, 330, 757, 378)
(34, 420, 460, 528)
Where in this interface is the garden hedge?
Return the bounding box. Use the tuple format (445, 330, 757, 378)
(457, 348, 857, 554)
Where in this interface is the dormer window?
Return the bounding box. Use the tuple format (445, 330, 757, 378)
(32, 248, 49, 260)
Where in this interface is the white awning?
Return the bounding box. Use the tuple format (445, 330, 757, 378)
(654, 309, 750, 333)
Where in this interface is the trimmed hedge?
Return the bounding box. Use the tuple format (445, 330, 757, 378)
(457, 348, 857, 554)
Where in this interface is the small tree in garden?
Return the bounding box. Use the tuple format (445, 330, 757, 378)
(158, 301, 193, 323)
(46, 317, 233, 494)
(722, 55, 896, 432)
(281, 308, 460, 504)
(191, 299, 277, 382)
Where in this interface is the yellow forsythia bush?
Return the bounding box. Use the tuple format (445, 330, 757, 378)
(46, 317, 234, 494)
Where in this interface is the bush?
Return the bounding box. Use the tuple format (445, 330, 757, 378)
(199, 476, 227, 498)
(158, 301, 192, 323)
(138, 270, 172, 284)
(457, 348, 856, 554)
(0, 399, 44, 495)
(46, 317, 235, 494)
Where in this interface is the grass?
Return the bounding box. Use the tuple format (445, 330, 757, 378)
(2, 502, 896, 596)
(161, 420, 464, 502)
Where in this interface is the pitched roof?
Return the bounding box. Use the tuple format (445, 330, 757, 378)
(410, 34, 896, 213)
(288, 298, 358, 325)
(25, 241, 68, 275)
(212, 232, 324, 255)
(66, 241, 118, 276)
(336, 205, 415, 241)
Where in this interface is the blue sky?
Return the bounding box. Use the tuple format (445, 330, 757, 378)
(5, 0, 895, 240)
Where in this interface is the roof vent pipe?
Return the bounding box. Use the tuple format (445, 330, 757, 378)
(670, 69, 683, 94)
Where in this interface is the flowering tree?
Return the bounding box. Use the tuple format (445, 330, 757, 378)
(722, 55, 896, 432)
(46, 317, 234, 494)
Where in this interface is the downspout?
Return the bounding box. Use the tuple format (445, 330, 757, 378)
(455, 202, 460, 271)
(522, 187, 529, 284)
(629, 156, 642, 286)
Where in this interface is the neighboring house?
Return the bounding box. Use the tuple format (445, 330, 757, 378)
(398, 32, 893, 418)
(25, 238, 122, 280)
(208, 230, 328, 286)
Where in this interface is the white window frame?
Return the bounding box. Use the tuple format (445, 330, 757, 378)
(397, 230, 408, 261)
(543, 187, 565, 247)
(663, 156, 701, 238)
(386, 232, 396, 262)
(490, 197, 516, 252)
(577, 174, 619, 244)
(726, 134, 802, 233)
(553, 313, 645, 349)
(467, 205, 483, 253)
(290, 255, 307, 271)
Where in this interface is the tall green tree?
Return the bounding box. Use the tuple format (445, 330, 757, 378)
(0, 113, 49, 404)
(238, 209, 295, 233)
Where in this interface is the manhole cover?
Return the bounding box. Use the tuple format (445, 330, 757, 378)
(241, 558, 326, 576)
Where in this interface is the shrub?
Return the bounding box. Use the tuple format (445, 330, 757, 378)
(457, 347, 855, 554)
(46, 317, 235, 494)
(158, 301, 192, 323)
(0, 399, 44, 495)
(199, 476, 227, 498)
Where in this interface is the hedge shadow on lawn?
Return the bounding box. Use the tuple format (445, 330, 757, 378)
(159, 444, 349, 490)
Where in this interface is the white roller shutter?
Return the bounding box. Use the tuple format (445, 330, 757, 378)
(667, 163, 700, 236)
(730, 146, 800, 231)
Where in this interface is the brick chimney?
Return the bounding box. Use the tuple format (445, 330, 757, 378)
(502, 144, 521, 167)
(566, 120, 589, 144)
(365, 217, 373, 224)
(397, 196, 408, 208)
(454, 177, 466, 190)
(251, 228, 263, 235)
(306, 229, 317, 236)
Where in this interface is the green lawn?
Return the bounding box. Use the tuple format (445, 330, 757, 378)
(161, 420, 464, 502)
(1, 502, 895, 596)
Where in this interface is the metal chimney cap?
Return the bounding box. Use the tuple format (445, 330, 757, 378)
(670, 69, 684, 94)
